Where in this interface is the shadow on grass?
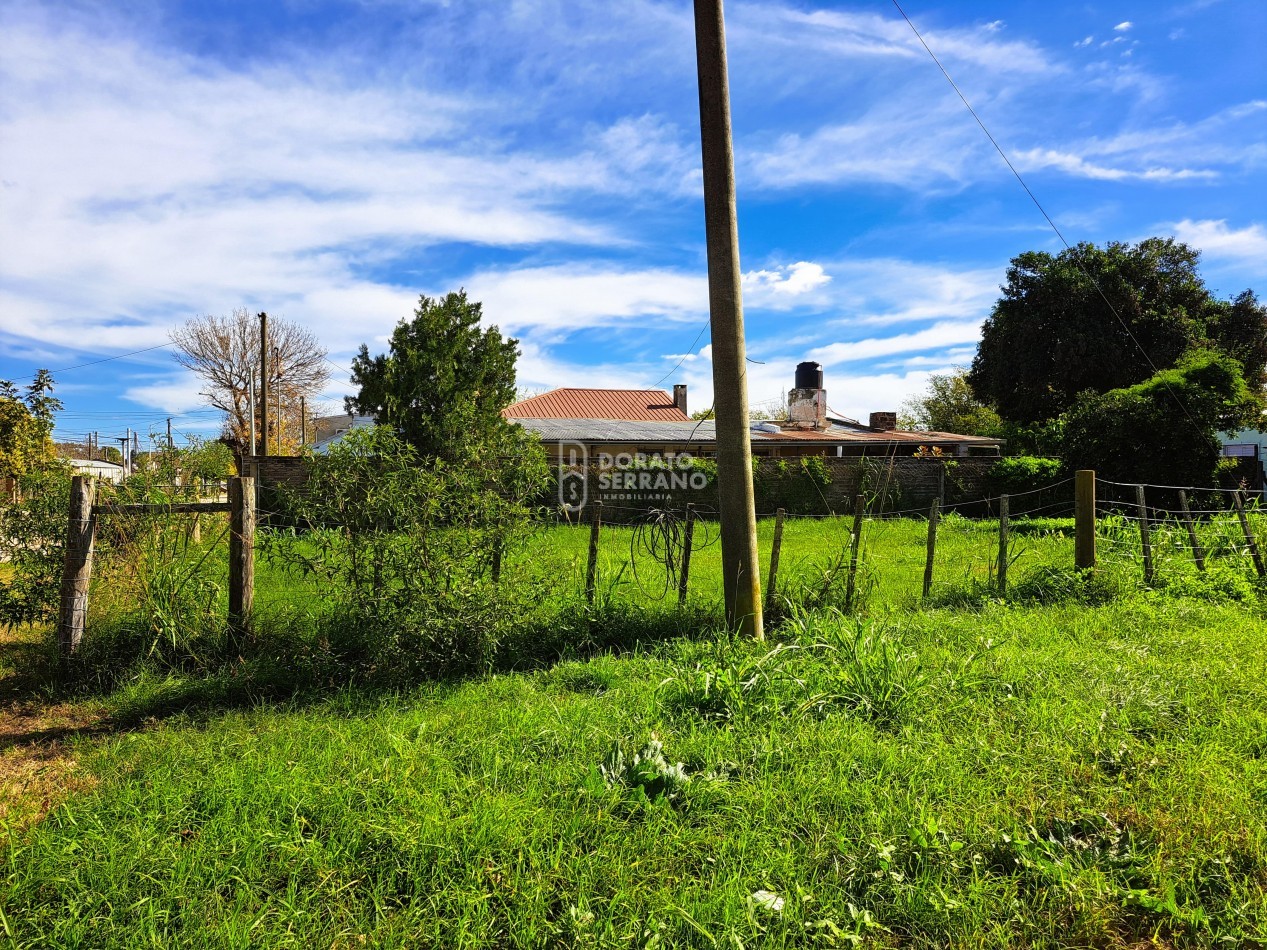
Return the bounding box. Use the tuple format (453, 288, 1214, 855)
(24, 600, 726, 733)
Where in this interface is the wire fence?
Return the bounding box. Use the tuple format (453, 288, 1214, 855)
(58, 471, 1267, 630)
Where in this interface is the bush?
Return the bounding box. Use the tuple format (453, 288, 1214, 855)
(0, 464, 71, 627)
(262, 425, 552, 682)
(986, 455, 1062, 496)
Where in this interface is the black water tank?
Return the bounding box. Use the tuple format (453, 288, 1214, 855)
(794, 361, 823, 390)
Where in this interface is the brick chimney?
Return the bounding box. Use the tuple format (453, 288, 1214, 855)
(869, 411, 897, 432)
(672, 384, 688, 416)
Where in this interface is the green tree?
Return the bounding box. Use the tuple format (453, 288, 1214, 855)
(0, 370, 62, 479)
(969, 239, 1267, 425)
(899, 369, 1003, 436)
(1061, 351, 1259, 486)
(347, 291, 520, 461)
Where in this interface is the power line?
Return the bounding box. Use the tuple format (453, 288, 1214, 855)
(653, 319, 711, 388)
(46, 342, 177, 374)
(889, 0, 1204, 436)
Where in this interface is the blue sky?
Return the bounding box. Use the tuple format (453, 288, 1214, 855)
(2, 0, 1264, 447)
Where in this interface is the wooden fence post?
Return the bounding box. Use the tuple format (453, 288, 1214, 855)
(1135, 484, 1154, 585)
(1177, 490, 1204, 572)
(57, 475, 97, 660)
(997, 493, 1010, 595)
(1233, 490, 1266, 579)
(922, 498, 940, 598)
(678, 504, 695, 607)
(228, 476, 255, 630)
(764, 508, 785, 615)
(1075, 469, 1096, 570)
(845, 494, 865, 612)
(585, 501, 603, 604)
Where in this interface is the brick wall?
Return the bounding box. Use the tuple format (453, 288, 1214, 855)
(239, 455, 310, 489)
(565, 456, 995, 520)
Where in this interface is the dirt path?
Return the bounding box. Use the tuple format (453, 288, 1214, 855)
(0, 625, 107, 834)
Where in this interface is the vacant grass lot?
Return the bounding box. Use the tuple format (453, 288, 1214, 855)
(3, 514, 1266, 947)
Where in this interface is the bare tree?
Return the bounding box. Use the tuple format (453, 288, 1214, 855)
(170, 309, 329, 452)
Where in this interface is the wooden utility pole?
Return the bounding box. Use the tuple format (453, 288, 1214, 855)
(248, 370, 257, 456)
(274, 345, 282, 454)
(258, 312, 270, 457)
(300, 396, 307, 448)
(693, 0, 763, 639)
(166, 417, 173, 449)
(1075, 470, 1096, 570)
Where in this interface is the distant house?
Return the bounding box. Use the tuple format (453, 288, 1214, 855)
(502, 363, 1003, 463)
(69, 458, 125, 484)
(1219, 428, 1267, 497)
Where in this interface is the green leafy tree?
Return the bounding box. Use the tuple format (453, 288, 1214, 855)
(969, 239, 1267, 425)
(347, 291, 520, 462)
(0, 370, 62, 479)
(899, 369, 1003, 436)
(1061, 351, 1259, 486)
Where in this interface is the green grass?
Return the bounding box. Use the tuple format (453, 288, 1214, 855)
(4, 513, 1267, 947)
(4, 595, 1267, 947)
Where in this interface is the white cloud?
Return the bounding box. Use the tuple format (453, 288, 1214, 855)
(123, 374, 208, 414)
(1171, 219, 1267, 270)
(1015, 148, 1217, 181)
(1114, 21, 1133, 32)
(806, 320, 984, 365)
(459, 265, 706, 332)
(741, 262, 832, 302)
(1074, 35, 1094, 47)
(0, 10, 681, 357)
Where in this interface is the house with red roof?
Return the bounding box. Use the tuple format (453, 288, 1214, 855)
(502, 363, 1002, 462)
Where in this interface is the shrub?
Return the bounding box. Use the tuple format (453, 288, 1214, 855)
(986, 455, 1062, 496)
(0, 464, 71, 627)
(262, 425, 551, 682)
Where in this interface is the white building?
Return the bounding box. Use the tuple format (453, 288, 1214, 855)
(69, 458, 126, 484)
(1219, 428, 1267, 499)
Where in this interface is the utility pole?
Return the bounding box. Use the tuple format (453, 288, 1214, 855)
(248, 370, 257, 457)
(166, 417, 173, 449)
(300, 396, 306, 448)
(258, 311, 270, 457)
(692, 0, 763, 639)
(274, 345, 282, 455)
(117, 433, 131, 477)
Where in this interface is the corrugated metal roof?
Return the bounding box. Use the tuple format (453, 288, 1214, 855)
(511, 418, 715, 443)
(504, 389, 688, 422)
(512, 418, 1001, 446)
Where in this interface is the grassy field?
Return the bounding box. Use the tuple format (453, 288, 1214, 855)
(3, 515, 1267, 947)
